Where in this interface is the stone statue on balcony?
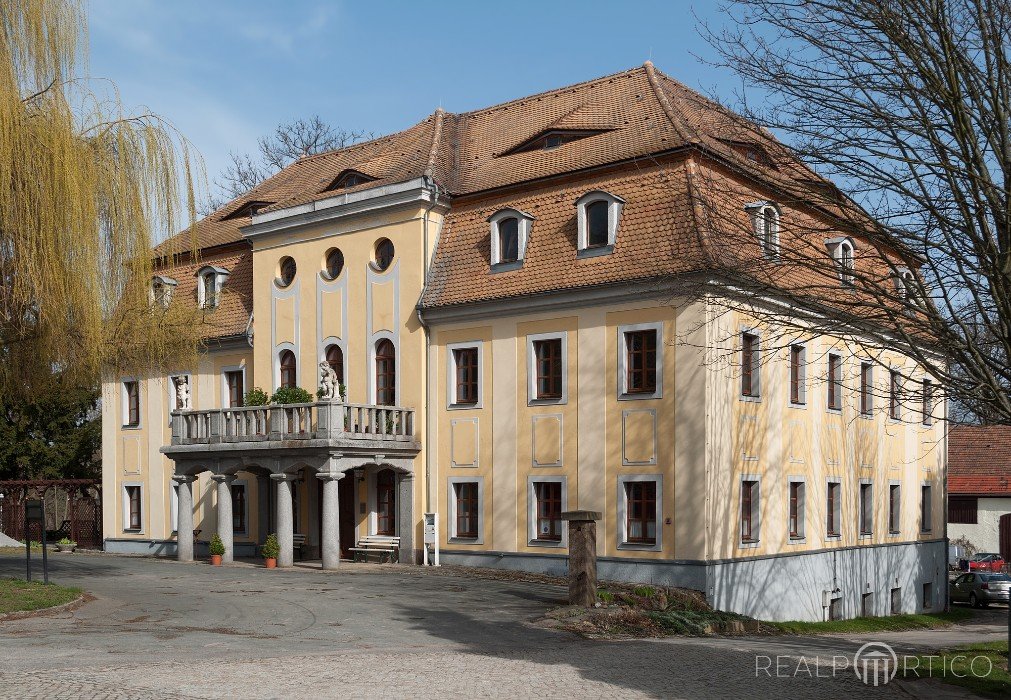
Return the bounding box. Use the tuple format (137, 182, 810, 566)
(318, 362, 339, 401)
(173, 375, 190, 410)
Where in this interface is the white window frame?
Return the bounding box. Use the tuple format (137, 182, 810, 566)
(121, 377, 141, 429)
(888, 480, 902, 536)
(448, 477, 484, 544)
(488, 208, 533, 268)
(825, 237, 855, 286)
(888, 368, 903, 422)
(616, 474, 663, 552)
(788, 343, 807, 407)
(787, 476, 806, 543)
(149, 275, 177, 307)
(122, 482, 144, 533)
(739, 328, 761, 402)
(575, 190, 624, 256)
(195, 265, 229, 309)
(221, 365, 247, 408)
(617, 322, 664, 401)
(826, 477, 843, 540)
(273, 342, 297, 392)
(739, 474, 761, 547)
(745, 201, 780, 259)
(446, 341, 483, 409)
(859, 361, 874, 418)
(527, 332, 568, 405)
(858, 479, 874, 538)
(527, 476, 568, 548)
(826, 352, 843, 413)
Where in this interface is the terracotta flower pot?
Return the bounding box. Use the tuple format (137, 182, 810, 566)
(210, 554, 222, 566)
(265, 558, 277, 569)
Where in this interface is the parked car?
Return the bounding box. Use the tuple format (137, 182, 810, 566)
(968, 553, 1006, 572)
(950, 572, 1011, 607)
(949, 544, 967, 571)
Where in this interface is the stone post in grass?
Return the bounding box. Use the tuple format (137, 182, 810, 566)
(561, 510, 602, 607)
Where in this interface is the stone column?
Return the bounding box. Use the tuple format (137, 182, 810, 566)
(271, 473, 296, 567)
(397, 473, 415, 564)
(172, 475, 197, 562)
(317, 470, 343, 571)
(561, 510, 602, 606)
(211, 474, 236, 563)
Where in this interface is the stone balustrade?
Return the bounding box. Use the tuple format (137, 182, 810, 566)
(170, 402, 416, 445)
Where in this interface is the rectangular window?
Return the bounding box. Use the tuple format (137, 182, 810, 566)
(789, 345, 806, 405)
(533, 338, 563, 400)
(922, 582, 933, 610)
(534, 481, 562, 542)
(860, 362, 873, 415)
(921, 378, 933, 425)
(741, 332, 760, 398)
(827, 354, 842, 410)
(888, 484, 901, 534)
(453, 347, 479, 405)
(454, 482, 479, 538)
(889, 370, 901, 420)
(788, 481, 805, 539)
(948, 496, 978, 524)
(232, 483, 246, 534)
(625, 330, 657, 394)
(859, 483, 873, 535)
(741, 479, 759, 543)
(125, 485, 141, 530)
(625, 481, 657, 545)
(826, 481, 841, 536)
(226, 370, 244, 407)
(124, 381, 140, 426)
(921, 485, 932, 532)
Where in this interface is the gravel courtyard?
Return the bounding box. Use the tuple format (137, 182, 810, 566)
(0, 553, 966, 699)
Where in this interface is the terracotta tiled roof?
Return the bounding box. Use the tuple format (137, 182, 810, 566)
(948, 425, 1011, 495)
(155, 246, 252, 340)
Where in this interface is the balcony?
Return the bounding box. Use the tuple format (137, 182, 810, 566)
(167, 402, 418, 451)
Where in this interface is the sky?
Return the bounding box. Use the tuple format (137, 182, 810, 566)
(87, 1, 745, 203)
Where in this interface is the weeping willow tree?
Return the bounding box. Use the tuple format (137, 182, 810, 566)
(0, 0, 203, 397)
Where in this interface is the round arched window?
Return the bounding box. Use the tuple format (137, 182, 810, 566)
(279, 350, 297, 388)
(324, 248, 344, 280)
(325, 344, 344, 384)
(278, 257, 297, 287)
(374, 238, 395, 272)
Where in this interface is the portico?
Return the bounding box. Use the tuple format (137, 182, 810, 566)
(163, 401, 420, 568)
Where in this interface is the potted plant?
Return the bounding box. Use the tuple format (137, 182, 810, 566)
(208, 533, 225, 565)
(243, 387, 270, 406)
(55, 537, 77, 553)
(261, 533, 280, 569)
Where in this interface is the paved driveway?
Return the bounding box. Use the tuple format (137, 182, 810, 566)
(0, 553, 971, 699)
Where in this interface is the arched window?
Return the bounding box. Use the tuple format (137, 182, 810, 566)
(324, 248, 344, 279)
(375, 339, 396, 405)
(278, 257, 297, 287)
(374, 239, 395, 272)
(376, 469, 396, 536)
(498, 217, 519, 263)
(325, 344, 344, 384)
(760, 206, 779, 257)
(279, 350, 297, 388)
(575, 191, 623, 253)
(836, 240, 854, 285)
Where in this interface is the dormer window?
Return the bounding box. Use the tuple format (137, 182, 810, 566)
(722, 140, 775, 168)
(221, 200, 273, 221)
(576, 191, 624, 255)
(488, 209, 533, 268)
(499, 129, 610, 157)
(895, 267, 921, 306)
(196, 266, 229, 309)
(825, 238, 855, 286)
(150, 275, 177, 308)
(745, 201, 780, 259)
(326, 169, 376, 191)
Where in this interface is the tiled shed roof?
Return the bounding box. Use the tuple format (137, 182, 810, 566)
(948, 425, 1011, 496)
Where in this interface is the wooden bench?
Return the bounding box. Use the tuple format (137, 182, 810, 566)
(350, 535, 400, 563)
(292, 533, 307, 560)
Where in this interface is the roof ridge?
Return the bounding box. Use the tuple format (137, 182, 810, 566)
(459, 64, 646, 119)
(424, 108, 445, 179)
(293, 114, 443, 167)
(642, 60, 695, 145)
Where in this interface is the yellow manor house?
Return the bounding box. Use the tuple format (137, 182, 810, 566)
(102, 64, 946, 622)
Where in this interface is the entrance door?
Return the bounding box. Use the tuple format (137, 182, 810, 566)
(339, 476, 355, 559)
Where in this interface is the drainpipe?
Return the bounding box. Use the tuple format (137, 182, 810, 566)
(417, 176, 441, 515)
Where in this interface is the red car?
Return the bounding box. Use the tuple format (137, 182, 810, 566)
(968, 553, 1006, 573)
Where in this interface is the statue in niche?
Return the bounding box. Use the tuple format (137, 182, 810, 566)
(173, 375, 190, 410)
(318, 361, 339, 401)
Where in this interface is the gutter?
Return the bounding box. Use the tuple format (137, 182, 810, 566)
(417, 176, 442, 516)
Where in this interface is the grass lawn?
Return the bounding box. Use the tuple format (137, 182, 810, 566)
(0, 577, 82, 615)
(769, 608, 973, 634)
(903, 642, 1010, 698)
